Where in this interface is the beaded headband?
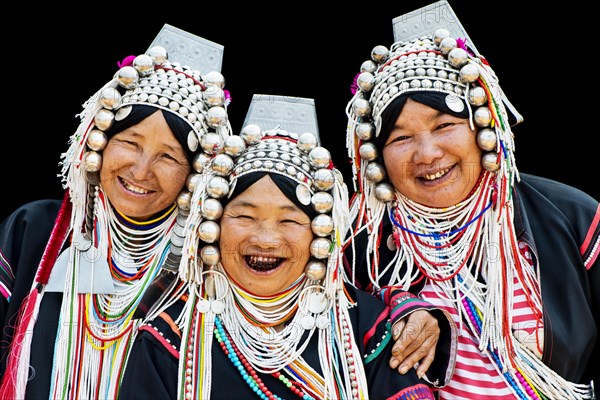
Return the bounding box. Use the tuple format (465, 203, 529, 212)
(180, 95, 348, 286)
(346, 0, 518, 203)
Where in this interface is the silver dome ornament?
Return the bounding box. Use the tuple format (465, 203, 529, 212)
(433, 28, 451, 44)
(203, 71, 225, 89)
(447, 48, 469, 68)
(310, 238, 332, 259)
(116, 66, 139, 89)
(211, 154, 234, 176)
(177, 191, 192, 211)
(297, 132, 318, 153)
(206, 176, 230, 199)
(82, 151, 102, 172)
(147, 45, 168, 66)
(365, 162, 387, 183)
(357, 72, 375, 92)
(296, 184, 312, 206)
(304, 260, 327, 281)
(193, 152, 213, 173)
(241, 124, 262, 145)
(439, 37, 457, 54)
(223, 135, 246, 157)
(133, 54, 155, 76)
(308, 147, 331, 169)
(374, 182, 395, 202)
(200, 132, 224, 155)
(200, 245, 220, 266)
(198, 221, 220, 243)
(311, 214, 334, 237)
(313, 168, 335, 191)
(476, 128, 497, 151)
(204, 86, 225, 107)
(355, 122, 375, 141)
(474, 106, 493, 127)
(459, 63, 479, 83)
(468, 86, 487, 106)
(94, 109, 115, 131)
(358, 142, 378, 161)
(206, 106, 228, 128)
(115, 105, 132, 121)
(186, 173, 202, 192)
(360, 60, 377, 73)
(201, 198, 223, 220)
(481, 151, 500, 172)
(187, 130, 199, 152)
(311, 191, 334, 213)
(371, 45, 389, 63)
(86, 130, 108, 151)
(352, 98, 371, 117)
(99, 87, 122, 110)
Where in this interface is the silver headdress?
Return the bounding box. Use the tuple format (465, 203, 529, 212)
(56, 25, 231, 289)
(346, 0, 520, 203)
(181, 94, 348, 285)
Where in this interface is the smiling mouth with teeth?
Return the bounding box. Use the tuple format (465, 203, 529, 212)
(119, 177, 151, 194)
(244, 255, 284, 272)
(422, 167, 451, 181)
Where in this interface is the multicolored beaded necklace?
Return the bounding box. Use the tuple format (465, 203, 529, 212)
(214, 316, 317, 400)
(50, 192, 177, 399)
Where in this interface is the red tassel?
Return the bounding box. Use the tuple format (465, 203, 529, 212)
(0, 190, 72, 396)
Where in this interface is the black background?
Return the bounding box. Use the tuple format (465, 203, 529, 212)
(2, 2, 596, 222)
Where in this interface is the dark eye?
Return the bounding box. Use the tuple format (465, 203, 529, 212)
(387, 135, 410, 145)
(162, 153, 177, 161)
(119, 139, 138, 147)
(436, 122, 455, 130)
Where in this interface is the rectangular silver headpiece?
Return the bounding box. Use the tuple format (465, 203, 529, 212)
(392, 0, 523, 125)
(243, 94, 320, 143)
(147, 24, 224, 73)
(392, 0, 479, 56)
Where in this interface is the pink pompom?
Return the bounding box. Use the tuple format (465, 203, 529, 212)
(224, 89, 232, 107)
(118, 55, 136, 68)
(456, 38, 475, 56)
(350, 73, 361, 95)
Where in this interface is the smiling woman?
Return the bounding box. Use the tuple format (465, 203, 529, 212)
(100, 107, 192, 220)
(344, 2, 599, 398)
(0, 42, 231, 399)
(117, 121, 448, 399)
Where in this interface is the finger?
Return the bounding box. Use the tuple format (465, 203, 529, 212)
(389, 356, 400, 370)
(415, 347, 436, 379)
(392, 319, 406, 340)
(398, 338, 433, 374)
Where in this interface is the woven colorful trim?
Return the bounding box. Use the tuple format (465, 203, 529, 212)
(0, 250, 14, 301)
(385, 383, 435, 400)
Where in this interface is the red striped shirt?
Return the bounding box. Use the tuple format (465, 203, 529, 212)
(420, 241, 542, 399)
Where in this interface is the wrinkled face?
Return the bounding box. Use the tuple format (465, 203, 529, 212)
(382, 99, 482, 208)
(100, 111, 191, 220)
(220, 175, 313, 296)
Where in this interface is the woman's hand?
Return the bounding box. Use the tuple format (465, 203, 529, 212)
(389, 309, 440, 378)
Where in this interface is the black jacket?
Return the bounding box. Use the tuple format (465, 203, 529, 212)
(348, 173, 600, 387)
